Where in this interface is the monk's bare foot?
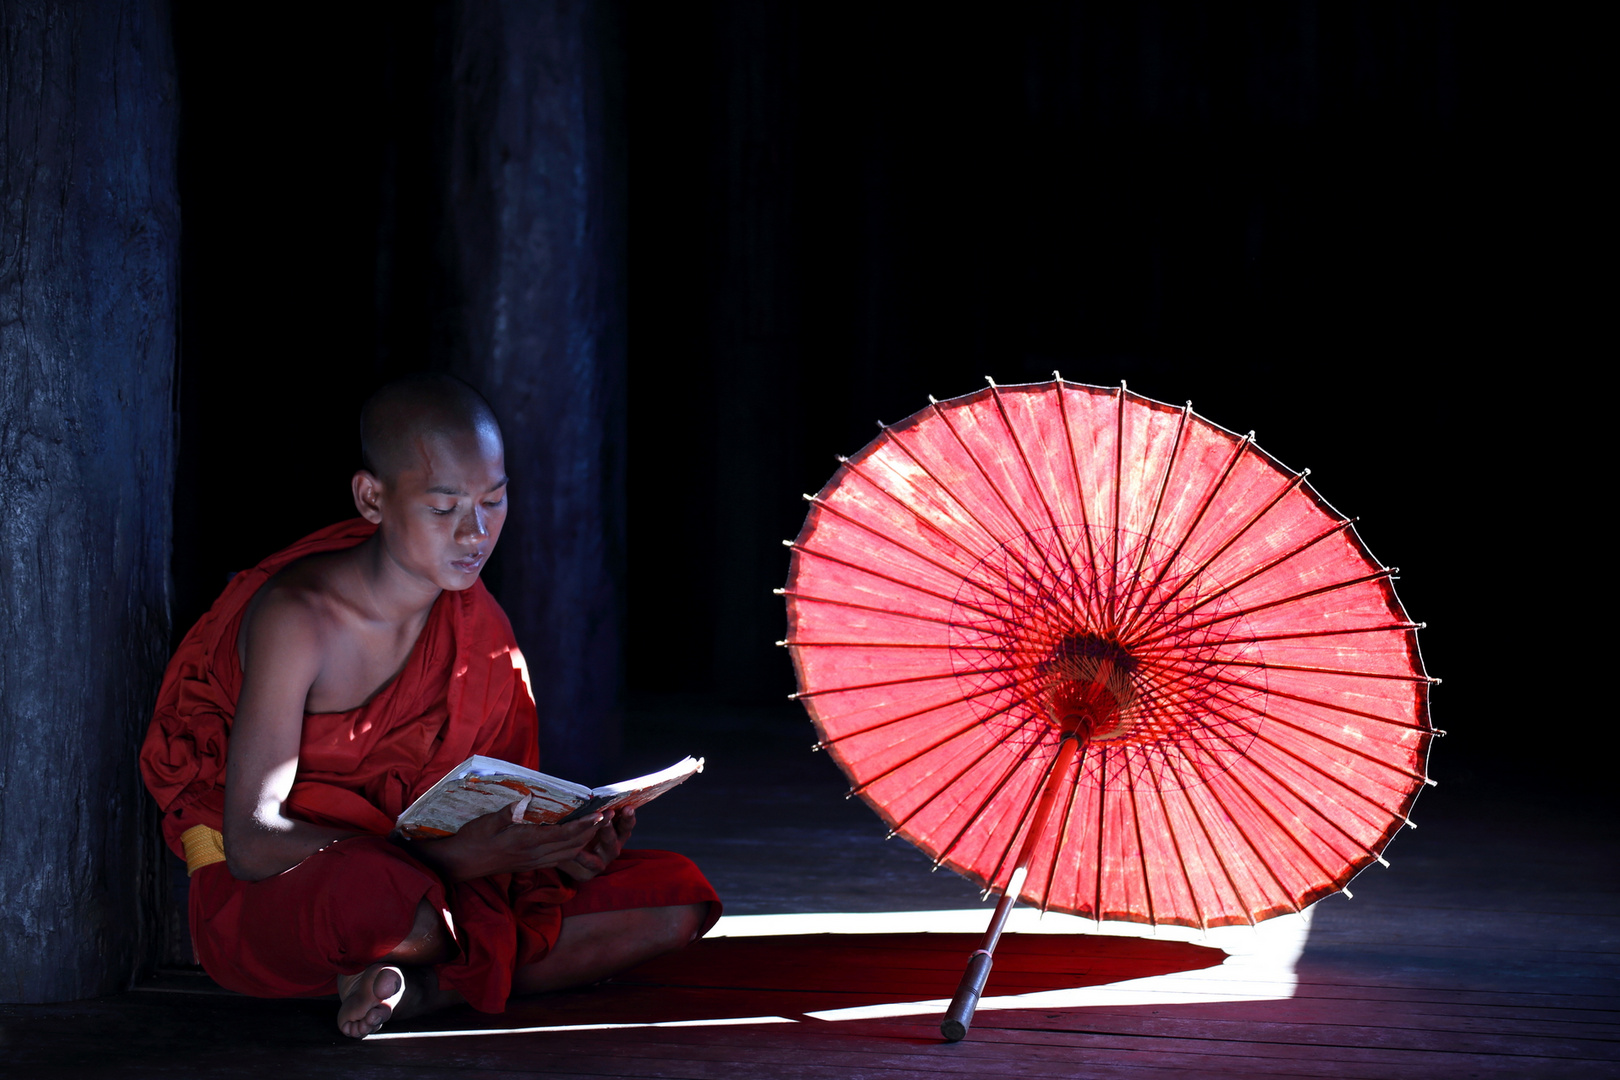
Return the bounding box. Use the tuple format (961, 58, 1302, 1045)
(336, 963, 407, 1038)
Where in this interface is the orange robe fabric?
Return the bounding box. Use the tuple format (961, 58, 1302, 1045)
(140, 519, 718, 1012)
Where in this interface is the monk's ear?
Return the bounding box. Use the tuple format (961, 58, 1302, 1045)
(352, 469, 386, 524)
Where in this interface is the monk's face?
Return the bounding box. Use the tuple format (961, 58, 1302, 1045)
(357, 424, 508, 592)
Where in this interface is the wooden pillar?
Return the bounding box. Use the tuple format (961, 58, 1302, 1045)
(0, 0, 178, 1001)
(438, 0, 625, 780)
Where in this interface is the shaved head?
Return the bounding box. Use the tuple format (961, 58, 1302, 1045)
(359, 374, 502, 482)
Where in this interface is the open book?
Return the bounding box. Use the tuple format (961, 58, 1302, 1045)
(396, 755, 704, 839)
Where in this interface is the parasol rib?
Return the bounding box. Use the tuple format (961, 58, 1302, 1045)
(984, 740, 1070, 899)
(1149, 661, 1426, 731)
(1110, 386, 1127, 633)
(790, 665, 1018, 701)
(1132, 561, 1386, 651)
(800, 495, 1032, 614)
(1166, 735, 1275, 923)
(1037, 757, 1085, 915)
(884, 423, 1088, 632)
(1093, 744, 1110, 920)
(1052, 378, 1106, 628)
(931, 727, 1058, 876)
(1130, 620, 1421, 654)
(926, 396, 1092, 632)
(1192, 657, 1433, 682)
(846, 686, 1047, 804)
(813, 679, 1033, 749)
(1122, 401, 1194, 628)
(788, 543, 1008, 624)
(985, 382, 1101, 632)
(1191, 693, 1402, 875)
(778, 590, 1012, 637)
(1146, 752, 1210, 929)
(878, 710, 1051, 837)
(1123, 750, 1160, 925)
(1118, 432, 1258, 641)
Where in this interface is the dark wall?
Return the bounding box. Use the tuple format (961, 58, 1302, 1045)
(163, 3, 1590, 792)
(169, 0, 625, 779)
(623, 3, 1591, 788)
(1, 0, 178, 1000)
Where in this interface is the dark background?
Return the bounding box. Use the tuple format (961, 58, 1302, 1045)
(168, 2, 1590, 792)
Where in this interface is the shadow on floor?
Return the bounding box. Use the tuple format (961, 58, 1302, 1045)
(392, 930, 1227, 1032)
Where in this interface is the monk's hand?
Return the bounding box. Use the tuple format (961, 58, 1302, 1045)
(557, 806, 633, 883)
(411, 804, 604, 882)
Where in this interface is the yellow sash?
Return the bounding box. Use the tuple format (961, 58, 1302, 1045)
(180, 824, 227, 876)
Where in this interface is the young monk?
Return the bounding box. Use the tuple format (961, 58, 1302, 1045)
(141, 374, 719, 1038)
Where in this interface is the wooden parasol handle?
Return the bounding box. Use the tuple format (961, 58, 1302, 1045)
(941, 733, 1084, 1042)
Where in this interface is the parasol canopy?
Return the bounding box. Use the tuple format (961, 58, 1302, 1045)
(781, 378, 1435, 937)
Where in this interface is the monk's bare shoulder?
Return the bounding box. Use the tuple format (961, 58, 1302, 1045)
(235, 554, 360, 710)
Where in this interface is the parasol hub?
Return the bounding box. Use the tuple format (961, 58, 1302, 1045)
(1043, 633, 1139, 741)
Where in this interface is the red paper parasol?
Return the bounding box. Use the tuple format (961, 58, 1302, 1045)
(780, 378, 1436, 1040)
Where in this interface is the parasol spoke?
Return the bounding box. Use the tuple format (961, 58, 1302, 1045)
(1109, 385, 1126, 632)
(1132, 560, 1387, 651)
(1052, 376, 1107, 628)
(1037, 753, 1085, 915)
(985, 380, 1104, 633)
(1093, 744, 1110, 919)
(1144, 657, 1427, 731)
(924, 394, 1093, 633)
(846, 684, 1049, 807)
(800, 494, 1032, 613)
(931, 727, 1056, 876)
(1145, 751, 1210, 930)
(778, 589, 1020, 640)
(791, 664, 1019, 701)
(884, 421, 1090, 632)
(813, 679, 1029, 748)
(1191, 656, 1435, 682)
(1167, 733, 1291, 921)
(789, 540, 1014, 624)
(790, 640, 954, 649)
(883, 711, 1051, 837)
(1130, 620, 1421, 654)
(984, 737, 1070, 895)
(1123, 750, 1160, 926)
(1118, 431, 1260, 641)
(1119, 401, 1194, 633)
(1183, 686, 1404, 881)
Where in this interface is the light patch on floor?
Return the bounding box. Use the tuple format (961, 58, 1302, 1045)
(366, 906, 1310, 1040)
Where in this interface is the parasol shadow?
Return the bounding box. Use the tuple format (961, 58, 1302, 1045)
(392, 931, 1226, 1033)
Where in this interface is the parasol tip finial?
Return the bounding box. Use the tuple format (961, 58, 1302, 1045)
(1119, 379, 1128, 392)
(1053, 369, 1064, 381)
(772, 588, 785, 595)
(985, 375, 997, 388)
(1342, 887, 1354, 899)
(928, 394, 939, 405)
(774, 640, 787, 647)
(782, 539, 794, 548)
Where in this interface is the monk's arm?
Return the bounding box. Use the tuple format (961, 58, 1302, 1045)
(223, 594, 357, 881)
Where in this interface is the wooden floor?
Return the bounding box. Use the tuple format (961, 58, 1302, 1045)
(2, 704, 1616, 1078)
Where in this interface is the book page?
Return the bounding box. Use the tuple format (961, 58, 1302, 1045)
(557, 756, 706, 822)
(396, 756, 592, 837)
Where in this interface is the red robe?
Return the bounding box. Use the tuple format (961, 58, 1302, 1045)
(140, 520, 718, 1012)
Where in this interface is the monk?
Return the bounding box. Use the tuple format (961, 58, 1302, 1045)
(141, 374, 719, 1038)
